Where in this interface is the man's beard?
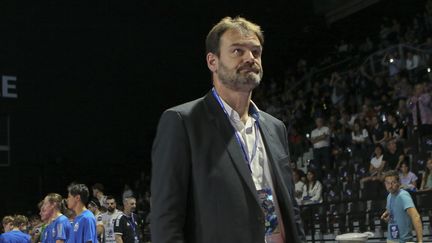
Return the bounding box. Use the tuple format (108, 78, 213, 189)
(108, 207, 115, 213)
(217, 61, 263, 90)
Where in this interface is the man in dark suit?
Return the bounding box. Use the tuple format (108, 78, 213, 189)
(151, 16, 305, 243)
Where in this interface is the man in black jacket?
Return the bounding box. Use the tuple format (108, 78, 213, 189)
(151, 16, 305, 243)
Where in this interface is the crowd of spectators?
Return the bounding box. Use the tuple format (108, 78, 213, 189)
(4, 1, 432, 241)
(253, 0, 432, 236)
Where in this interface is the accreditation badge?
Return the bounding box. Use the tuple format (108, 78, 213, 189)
(389, 224, 399, 239)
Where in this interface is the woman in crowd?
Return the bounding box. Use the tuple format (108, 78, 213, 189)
(302, 170, 323, 205)
(399, 161, 418, 192)
(420, 158, 432, 191)
(361, 144, 387, 183)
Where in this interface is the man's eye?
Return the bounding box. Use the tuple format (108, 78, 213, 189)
(252, 49, 261, 57)
(233, 49, 243, 55)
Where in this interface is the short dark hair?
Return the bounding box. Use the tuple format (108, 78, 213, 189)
(68, 183, 90, 205)
(88, 198, 101, 208)
(206, 16, 264, 56)
(400, 161, 410, 169)
(106, 195, 116, 202)
(92, 183, 104, 193)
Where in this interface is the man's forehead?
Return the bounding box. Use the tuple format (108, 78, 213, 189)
(221, 29, 261, 46)
(385, 177, 398, 182)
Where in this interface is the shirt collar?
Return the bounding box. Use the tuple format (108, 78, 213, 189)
(219, 98, 260, 126)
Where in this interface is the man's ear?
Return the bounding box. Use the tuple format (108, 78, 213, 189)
(206, 52, 218, 72)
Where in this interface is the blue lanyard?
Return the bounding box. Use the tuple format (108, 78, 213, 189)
(389, 192, 398, 223)
(212, 88, 260, 172)
(126, 214, 138, 237)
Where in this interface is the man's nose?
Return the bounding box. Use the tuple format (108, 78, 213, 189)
(243, 50, 256, 63)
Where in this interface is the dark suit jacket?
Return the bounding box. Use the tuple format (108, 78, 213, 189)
(151, 91, 305, 243)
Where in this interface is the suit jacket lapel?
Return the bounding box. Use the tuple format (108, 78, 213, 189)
(204, 91, 261, 206)
(257, 114, 280, 163)
(258, 114, 303, 242)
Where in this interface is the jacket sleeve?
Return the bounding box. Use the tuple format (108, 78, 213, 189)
(151, 110, 191, 243)
(281, 123, 306, 242)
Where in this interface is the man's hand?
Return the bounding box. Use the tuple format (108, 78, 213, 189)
(380, 211, 389, 222)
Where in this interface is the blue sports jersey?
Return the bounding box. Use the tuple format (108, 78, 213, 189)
(42, 215, 72, 243)
(70, 210, 97, 243)
(0, 230, 31, 243)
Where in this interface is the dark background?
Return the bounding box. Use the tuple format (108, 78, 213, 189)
(0, 0, 423, 215)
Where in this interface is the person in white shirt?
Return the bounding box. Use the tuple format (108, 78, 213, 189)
(302, 170, 323, 205)
(101, 196, 123, 243)
(293, 169, 306, 206)
(360, 144, 387, 184)
(310, 117, 332, 171)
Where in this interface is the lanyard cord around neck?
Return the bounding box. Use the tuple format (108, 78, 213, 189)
(125, 213, 137, 237)
(211, 88, 260, 172)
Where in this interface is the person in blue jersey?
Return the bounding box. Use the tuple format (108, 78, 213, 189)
(2, 216, 14, 233)
(381, 170, 423, 243)
(40, 193, 72, 243)
(0, 215, 31, 243)
(66, 184, 97, 243)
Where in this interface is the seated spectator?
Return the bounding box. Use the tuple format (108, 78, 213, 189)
(302, 170, 323, 205)
(420, 158, 432, 191)
(370, 116, 389, 146)
(293, 169, 306, 206)
(386, 112, 405, 142)
(361, 144, 387, 183)
(384, 139, 405, 170)
(399, 161, 418, 192)
(351, 121, 369, 144)
(351, 120, 371, 162)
